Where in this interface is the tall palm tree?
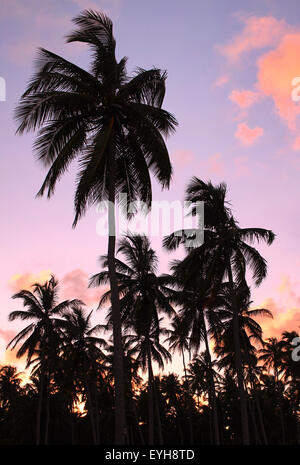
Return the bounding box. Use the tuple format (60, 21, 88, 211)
(163, 178, 275, 444)
(7, 275, 81, 444)
(90, 234, 175, 444)
(15, 10, 177, 443)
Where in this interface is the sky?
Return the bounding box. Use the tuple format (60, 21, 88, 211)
(1, 0, 300, 373)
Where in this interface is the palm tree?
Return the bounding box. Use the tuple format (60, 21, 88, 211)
(90, 234, 175, 444)
(58, 306, 108, 444)
(7, 275, 81, 444)
(160, 373, 186, 443)
(163, 178, 275, 444)
(258, 337, 287, 442)
(281, 331, 300, 443)
(164, 315, 190, 380)
(124, 322, 171, 444)
(165, 265, 221, 444)
(0, 365, 22, 411)
(212, 282, 272, 444)
(15, 10, 177, 443)
(258, 338, 286, 382)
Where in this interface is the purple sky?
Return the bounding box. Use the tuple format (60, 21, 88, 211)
(1, 0, 300, 371)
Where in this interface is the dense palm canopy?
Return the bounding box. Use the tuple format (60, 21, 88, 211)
(5, 7, 299, 447)
(2, 257, 300, 445)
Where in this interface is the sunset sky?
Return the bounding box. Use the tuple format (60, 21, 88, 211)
(1, 0, 300, 371)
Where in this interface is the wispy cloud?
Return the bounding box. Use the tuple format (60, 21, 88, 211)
(217, 14, 290, 63)
(229, 89, 262, 108)
(235, 122, 264, 146)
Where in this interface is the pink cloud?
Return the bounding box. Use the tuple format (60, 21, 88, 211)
(213, 75, 229, 87)
(8, 269, 104, 308)
(259, 275, 300, 338)
(260, 298, 300, 339)
(61, 268, 104, 307)
(292, 136, 300, 151)
(229, 89, 262, 108)
(257, 33, 300, 129)
(0, 329, 16, 345)
(171, 150, 195, 169)
(235, 122, 264, 146)
(207, 153, 225, 176)
(217, 15, 290, 63)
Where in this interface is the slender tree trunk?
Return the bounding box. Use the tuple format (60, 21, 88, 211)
(182, 347, 187, 380)
(85, 380, 97, 445)
(226, 252, 250, 445)
(36, 366, 45, 445)
(201, 311, 220, 445)
(131, 397, 145, 444)
(107, 123, 126, 445)
(181, 347, 194, 444)
(71, 402, 75, 445)
(153, 378, 164, 445)
(275, 367, 286, 444)
(44, 376, 50, 445)
(249, 399, 261, 444)
(245, 348, 268, 445)
(94, 381, 100, 444)
(147, 342, 154, 445)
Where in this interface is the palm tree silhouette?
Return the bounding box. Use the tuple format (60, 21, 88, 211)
(7, 275, 81, 444)
(165, 264, 221, 444)
(163, 178, 275, 444)
(212, 282, 272, 444)
(124, 322, 171, 444)
(164, 315, 190, 380)
(90, 234, 174, 443)
(58, 306, 108, 444)
(15, 10, 177, 444)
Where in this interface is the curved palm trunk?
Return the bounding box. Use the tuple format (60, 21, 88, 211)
(108, 127, 126, 445)
(201, 311, 220, 445)
(226, 253, 250, 445)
